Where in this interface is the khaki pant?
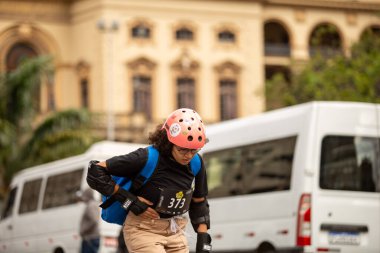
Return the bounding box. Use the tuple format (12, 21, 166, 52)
(123, 212, 189, 253)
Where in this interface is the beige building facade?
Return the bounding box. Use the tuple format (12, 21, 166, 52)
(0, 0, 379, 142)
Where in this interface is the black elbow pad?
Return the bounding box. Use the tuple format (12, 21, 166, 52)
(189, 199, 210, 232)
(86, 160, 115, 196)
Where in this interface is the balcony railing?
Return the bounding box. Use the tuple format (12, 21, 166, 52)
(264, 43, 291, 57)
(309, 46, 343, 58)
(92, 112, 154, 143)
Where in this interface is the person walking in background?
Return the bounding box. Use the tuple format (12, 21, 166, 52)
(87, 108, 212, 253)
(79, 188, 100, 253)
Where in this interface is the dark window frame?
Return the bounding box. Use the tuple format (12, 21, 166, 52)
(131, 24, 151, 39)
(219, 79, 237, 121)
(218, 30, 236, 43)
(42, 169, 83, 209)
(320, 135, 380, 192)
(133, 75, 152, 120)
(177, 77, 195, 109)
(205, 136, 297, 198)
(1, 187, 17, 220)
(175, 27, 194, 41)
(19, 178, 42, 214)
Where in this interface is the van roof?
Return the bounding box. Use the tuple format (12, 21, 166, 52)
(206, 101, 377, 132)
(10, 141, 146, 182)
(203, 101, 378, 152)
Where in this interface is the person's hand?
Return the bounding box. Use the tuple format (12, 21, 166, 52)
(196, 232, 212, 253)
(86, 160, 115, 196)
(113, 188, 159, 219)
(135, 197, 160, 219)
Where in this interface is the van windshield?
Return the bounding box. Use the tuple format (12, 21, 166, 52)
(320, 135, 380, 192)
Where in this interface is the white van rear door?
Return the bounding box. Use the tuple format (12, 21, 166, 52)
(312, 103, 380, 253)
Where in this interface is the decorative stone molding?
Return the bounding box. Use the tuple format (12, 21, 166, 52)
(127, 56, 156, 74)
(0, 23, 59, 71)
(171, 49, 199, 73)
(76, 60, 91, 79)
(214, 60, 241, 79)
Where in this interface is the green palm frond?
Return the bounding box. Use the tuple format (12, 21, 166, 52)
(21, 109, 96, 167)
(23, 130, 95, 167)
(2, 55, 53, 129)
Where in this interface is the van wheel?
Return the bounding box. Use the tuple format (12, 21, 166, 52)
(53, 247, 64, 253)
(257, 242, 276, 253)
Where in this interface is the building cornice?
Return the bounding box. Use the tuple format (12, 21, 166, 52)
(261, 0, 380, 11)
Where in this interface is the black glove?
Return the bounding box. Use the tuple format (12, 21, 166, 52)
(113, 187, 150, 216)
(196, 232, 212, 253)
(86, 160, 115, 196)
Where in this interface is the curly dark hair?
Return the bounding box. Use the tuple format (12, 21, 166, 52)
(148, 124, 173, 156)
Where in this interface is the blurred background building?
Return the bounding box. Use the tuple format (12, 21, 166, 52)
(0, 0, 379, 142)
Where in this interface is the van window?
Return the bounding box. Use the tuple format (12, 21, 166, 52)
(205, 148, 244, 197)
(1, 187, 17, 220)
(320, 136, 380, 192)
(204, 136, 297, 198)
(19, 178, 42, 214)
(42, 169, 83, 209)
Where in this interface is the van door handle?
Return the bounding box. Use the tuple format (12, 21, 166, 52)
(7, 224, 12, 230)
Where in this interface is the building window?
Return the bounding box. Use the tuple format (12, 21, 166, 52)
(132, 24, 150, 39)
(176, 27, 194, 41)
(133, 75, 152, 119)
(215, 61, 240, 121)
(264, 21, 290, 57)
(6, 42, 41, 112)
(220, 79, 237, 121)
(6, 42, 37, 71)
(218, 30, 235, 43)
(309, 23, 342, 57)
(177, 77, 195, 109)
(80, 78, 89, 108)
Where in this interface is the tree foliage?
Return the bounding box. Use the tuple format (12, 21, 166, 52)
(266, 32, 380, 110)
(0, 56, 96, 197)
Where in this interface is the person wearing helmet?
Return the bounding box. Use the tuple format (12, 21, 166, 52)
(87, 108, 211, 253)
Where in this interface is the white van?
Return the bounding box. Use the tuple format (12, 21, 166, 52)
(197, 101, 380, 253)
(0, 141, 143, 253)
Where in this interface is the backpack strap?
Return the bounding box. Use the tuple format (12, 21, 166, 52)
(130, 145, 159, 192)
(190, 153, 202, 176)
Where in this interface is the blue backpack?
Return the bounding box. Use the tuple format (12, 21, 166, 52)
(100, 145, 202, 225)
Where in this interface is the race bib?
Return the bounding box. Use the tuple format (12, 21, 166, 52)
(156, 188, 193, 215)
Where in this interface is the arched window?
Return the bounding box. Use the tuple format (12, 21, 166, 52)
(218, 30, 236, 43)
(360, 25, 380, 40)
(6, 42, 43, 111)
(309, 23, 342, 57)
(264, 21, 290, 56)
(6, 42, 37, 71)
(131, 24, 150, 39)
(176, 27, 194, 41)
